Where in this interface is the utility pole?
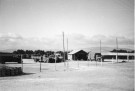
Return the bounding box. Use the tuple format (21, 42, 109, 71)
(116, 38, 118, 63)
(63, 32, 66, 68)
(67, 38, 69, 69)
(100, 40, 101, 53)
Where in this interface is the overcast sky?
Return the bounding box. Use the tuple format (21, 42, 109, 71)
(0, 0, 134, 50)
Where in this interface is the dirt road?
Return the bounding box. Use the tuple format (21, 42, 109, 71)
(0, 61, 134, 91)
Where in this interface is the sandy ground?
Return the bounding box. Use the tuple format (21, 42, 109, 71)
(0, 60, 134, 91)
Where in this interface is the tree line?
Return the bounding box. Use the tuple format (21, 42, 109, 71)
(13, 49, 68, 56)
(12, 49, 69, 59)
(110, 49, 134, 53)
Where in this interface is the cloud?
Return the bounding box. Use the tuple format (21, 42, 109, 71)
(0, 33, 63, 50)
(67, 33, 134, 49)
(0, 33, 134, 50)
(0, 33, 23, 49)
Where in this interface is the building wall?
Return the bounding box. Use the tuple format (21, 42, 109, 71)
(68, 53, 87, 60)
(68, 54, 73, 60)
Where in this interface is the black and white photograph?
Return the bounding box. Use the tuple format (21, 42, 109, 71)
(0, 0, 134, 91)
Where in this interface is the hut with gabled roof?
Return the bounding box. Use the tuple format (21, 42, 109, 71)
(68, 50, 88, 60)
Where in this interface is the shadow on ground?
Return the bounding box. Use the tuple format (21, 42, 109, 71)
(22, 73, 35, 76)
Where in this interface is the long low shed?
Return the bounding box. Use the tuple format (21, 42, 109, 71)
(101, 52, 134, 60)
(0, 53, 21, 64)
(102, 52, 134, 56)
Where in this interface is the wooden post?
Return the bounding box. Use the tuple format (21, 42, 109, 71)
(127, 53, 129, 62)
(127, 40, 129, 62)
(55, 53, 57, 71)
(40, 56, 42, 72)
(100, 40, 102, 66)
(88, 58, 89, 67)
(88, 52, 90, 67)
(21, 54, 23, 72)
(77, 59, 79, 68)
(112, 58, 114, 64)
(96, 60, 97, 66)
(96, 55, 97, 66)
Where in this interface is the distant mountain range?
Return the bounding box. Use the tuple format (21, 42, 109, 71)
(0, 49, 17, 53)
(0, 48, 60, 53)
(82, 47, 134, 53)
(0, 47, 134, 53)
